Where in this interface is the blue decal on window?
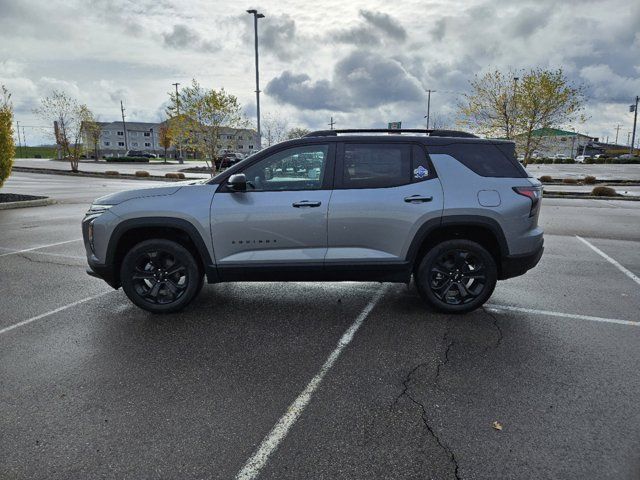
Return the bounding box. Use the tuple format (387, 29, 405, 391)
(413, 165, 429, 179)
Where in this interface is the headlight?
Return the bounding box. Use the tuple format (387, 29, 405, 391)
(86, 204, 112, 216)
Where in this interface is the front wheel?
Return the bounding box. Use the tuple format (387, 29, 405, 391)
(415, 239, 497, 314)
(120, 239, 203, 313)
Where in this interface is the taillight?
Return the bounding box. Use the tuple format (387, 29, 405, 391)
(513, 186, 542, 217)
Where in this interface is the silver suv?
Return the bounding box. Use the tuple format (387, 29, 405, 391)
(82, 129, 544, 314)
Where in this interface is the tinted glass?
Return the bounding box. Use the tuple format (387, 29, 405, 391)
(242, 145, 328, 191)
(343, 144, 410, 188)
(431, 143, 526, 178)
(411, 145, 434, 182)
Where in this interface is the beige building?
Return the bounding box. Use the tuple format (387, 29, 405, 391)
(83, 121, 260, 158)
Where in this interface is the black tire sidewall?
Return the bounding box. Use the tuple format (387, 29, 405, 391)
(120, 239, 201, 313)
(416, 239, 497, 314)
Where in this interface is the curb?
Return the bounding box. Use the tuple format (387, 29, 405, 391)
(543, 193, 640, 201)
(12, 166, 208, 182)
(0, 198, 55, 210)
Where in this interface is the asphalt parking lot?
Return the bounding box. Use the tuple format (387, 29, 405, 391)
(1, 172, 640, 479)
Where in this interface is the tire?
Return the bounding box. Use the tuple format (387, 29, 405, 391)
(415, 239, 497, 314)
(120, 239, 203, 314)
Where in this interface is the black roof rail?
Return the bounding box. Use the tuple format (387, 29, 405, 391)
(302, 128, 478, 138)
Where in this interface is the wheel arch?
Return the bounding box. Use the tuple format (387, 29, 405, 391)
(407, 215, 508, 275)
(106, 218, 214, 285)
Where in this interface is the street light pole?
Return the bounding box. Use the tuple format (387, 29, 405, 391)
(630, 96, 639, 155)
(172, 82, 182, 162)
(424, 89, 435, 129)
(247, 9, 264, 147)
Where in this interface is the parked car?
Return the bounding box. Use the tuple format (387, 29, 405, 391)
(83, 128, 544, 314)
(215, 152, 244, 169)
(617, 154, 635, 159)
(553, 153, 569, 160)
(575, 155, 591, 163)
(126, 150, 157, 159)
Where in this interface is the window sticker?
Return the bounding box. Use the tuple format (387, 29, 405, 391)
(413, 165, 429, 179)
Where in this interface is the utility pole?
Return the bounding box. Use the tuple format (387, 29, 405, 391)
(630, 96, 639, 155)
(424, 89, 436, 129)
(172, 82, 182, 162)
(614, 124, 621, 144)
(22, 127, 26, 152)
(512, 77, 519, 139)
(247, 9, 265, 147)
(16, 120, 23, 158)
(120, 100, 128, 152)
(328, 116, 335, 130)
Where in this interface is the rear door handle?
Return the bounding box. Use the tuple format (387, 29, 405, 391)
(292, 200, 322, 208)
(404, 195, 433, 203)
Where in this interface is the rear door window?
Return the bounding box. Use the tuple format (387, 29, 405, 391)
(341, 143, 411, 189)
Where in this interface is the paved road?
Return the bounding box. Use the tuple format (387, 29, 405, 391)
(1, 172, 639, 479)
(526, 163, 640, 180)
(14, 158, 211, 179)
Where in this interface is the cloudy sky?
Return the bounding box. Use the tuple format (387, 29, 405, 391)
(1, 0, 639, 145)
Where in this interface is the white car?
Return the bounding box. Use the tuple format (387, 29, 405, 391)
(575, 155, 590, 163)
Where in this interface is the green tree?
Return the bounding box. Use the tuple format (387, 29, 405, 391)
(458, 68, 585, 164)
(286, 127, 311, 139)
(158, 122, 173, 164)
(0, 85, 15, 187)
(82, 112, 102, 160)
(167, 79, 248, 173)
(34, 91, 94, 172)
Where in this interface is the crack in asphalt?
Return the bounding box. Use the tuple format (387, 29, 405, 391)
(482, 308, 504, 352)
(391, 320, 461, 479)
(15, 253, 79, 267)
(435, 330, 456, 388)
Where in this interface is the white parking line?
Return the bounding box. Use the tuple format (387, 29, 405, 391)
(235, 286, 387, 480)
(0, 291, 112, 336)
(487, 304, 639, 327)
(0, 238, 83, 258)
(576, 235, 640, 286)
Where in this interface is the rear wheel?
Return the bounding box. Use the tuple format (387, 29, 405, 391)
(415, 239, 497, 314)
(120, 239, 203, 313)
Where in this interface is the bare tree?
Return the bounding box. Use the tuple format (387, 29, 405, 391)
(286, 127, 311, 140)
(34, 91, 93, 172)
(261, 112, 288, 146)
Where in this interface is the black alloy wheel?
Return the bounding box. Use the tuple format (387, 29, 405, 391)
(415, 239, 497, 314)
(120, 239, 203, 313)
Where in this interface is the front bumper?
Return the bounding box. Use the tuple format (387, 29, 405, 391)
(499, 242, 544, 280)
(82, 215, 120, 288)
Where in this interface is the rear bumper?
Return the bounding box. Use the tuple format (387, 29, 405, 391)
(499, 242, 544, 280)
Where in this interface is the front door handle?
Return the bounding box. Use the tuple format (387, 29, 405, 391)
(292, 200, 322, 208)
(404, 195, 433, 203)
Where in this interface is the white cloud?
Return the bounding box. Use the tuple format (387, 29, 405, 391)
(0, 0, 638, 144)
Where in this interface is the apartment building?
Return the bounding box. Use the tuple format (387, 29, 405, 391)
(83, 121, 260, 158)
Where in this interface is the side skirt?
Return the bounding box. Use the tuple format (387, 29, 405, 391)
(206, 262, 412, 283)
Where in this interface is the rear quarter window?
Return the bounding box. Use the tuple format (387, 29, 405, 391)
(430, 143, 527, 178)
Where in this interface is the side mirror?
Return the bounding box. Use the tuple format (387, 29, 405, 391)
(227, 173, 247, 192)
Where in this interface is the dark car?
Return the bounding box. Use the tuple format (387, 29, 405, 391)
(215, 152, 244, 169)
(126, 150, 157, 159)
